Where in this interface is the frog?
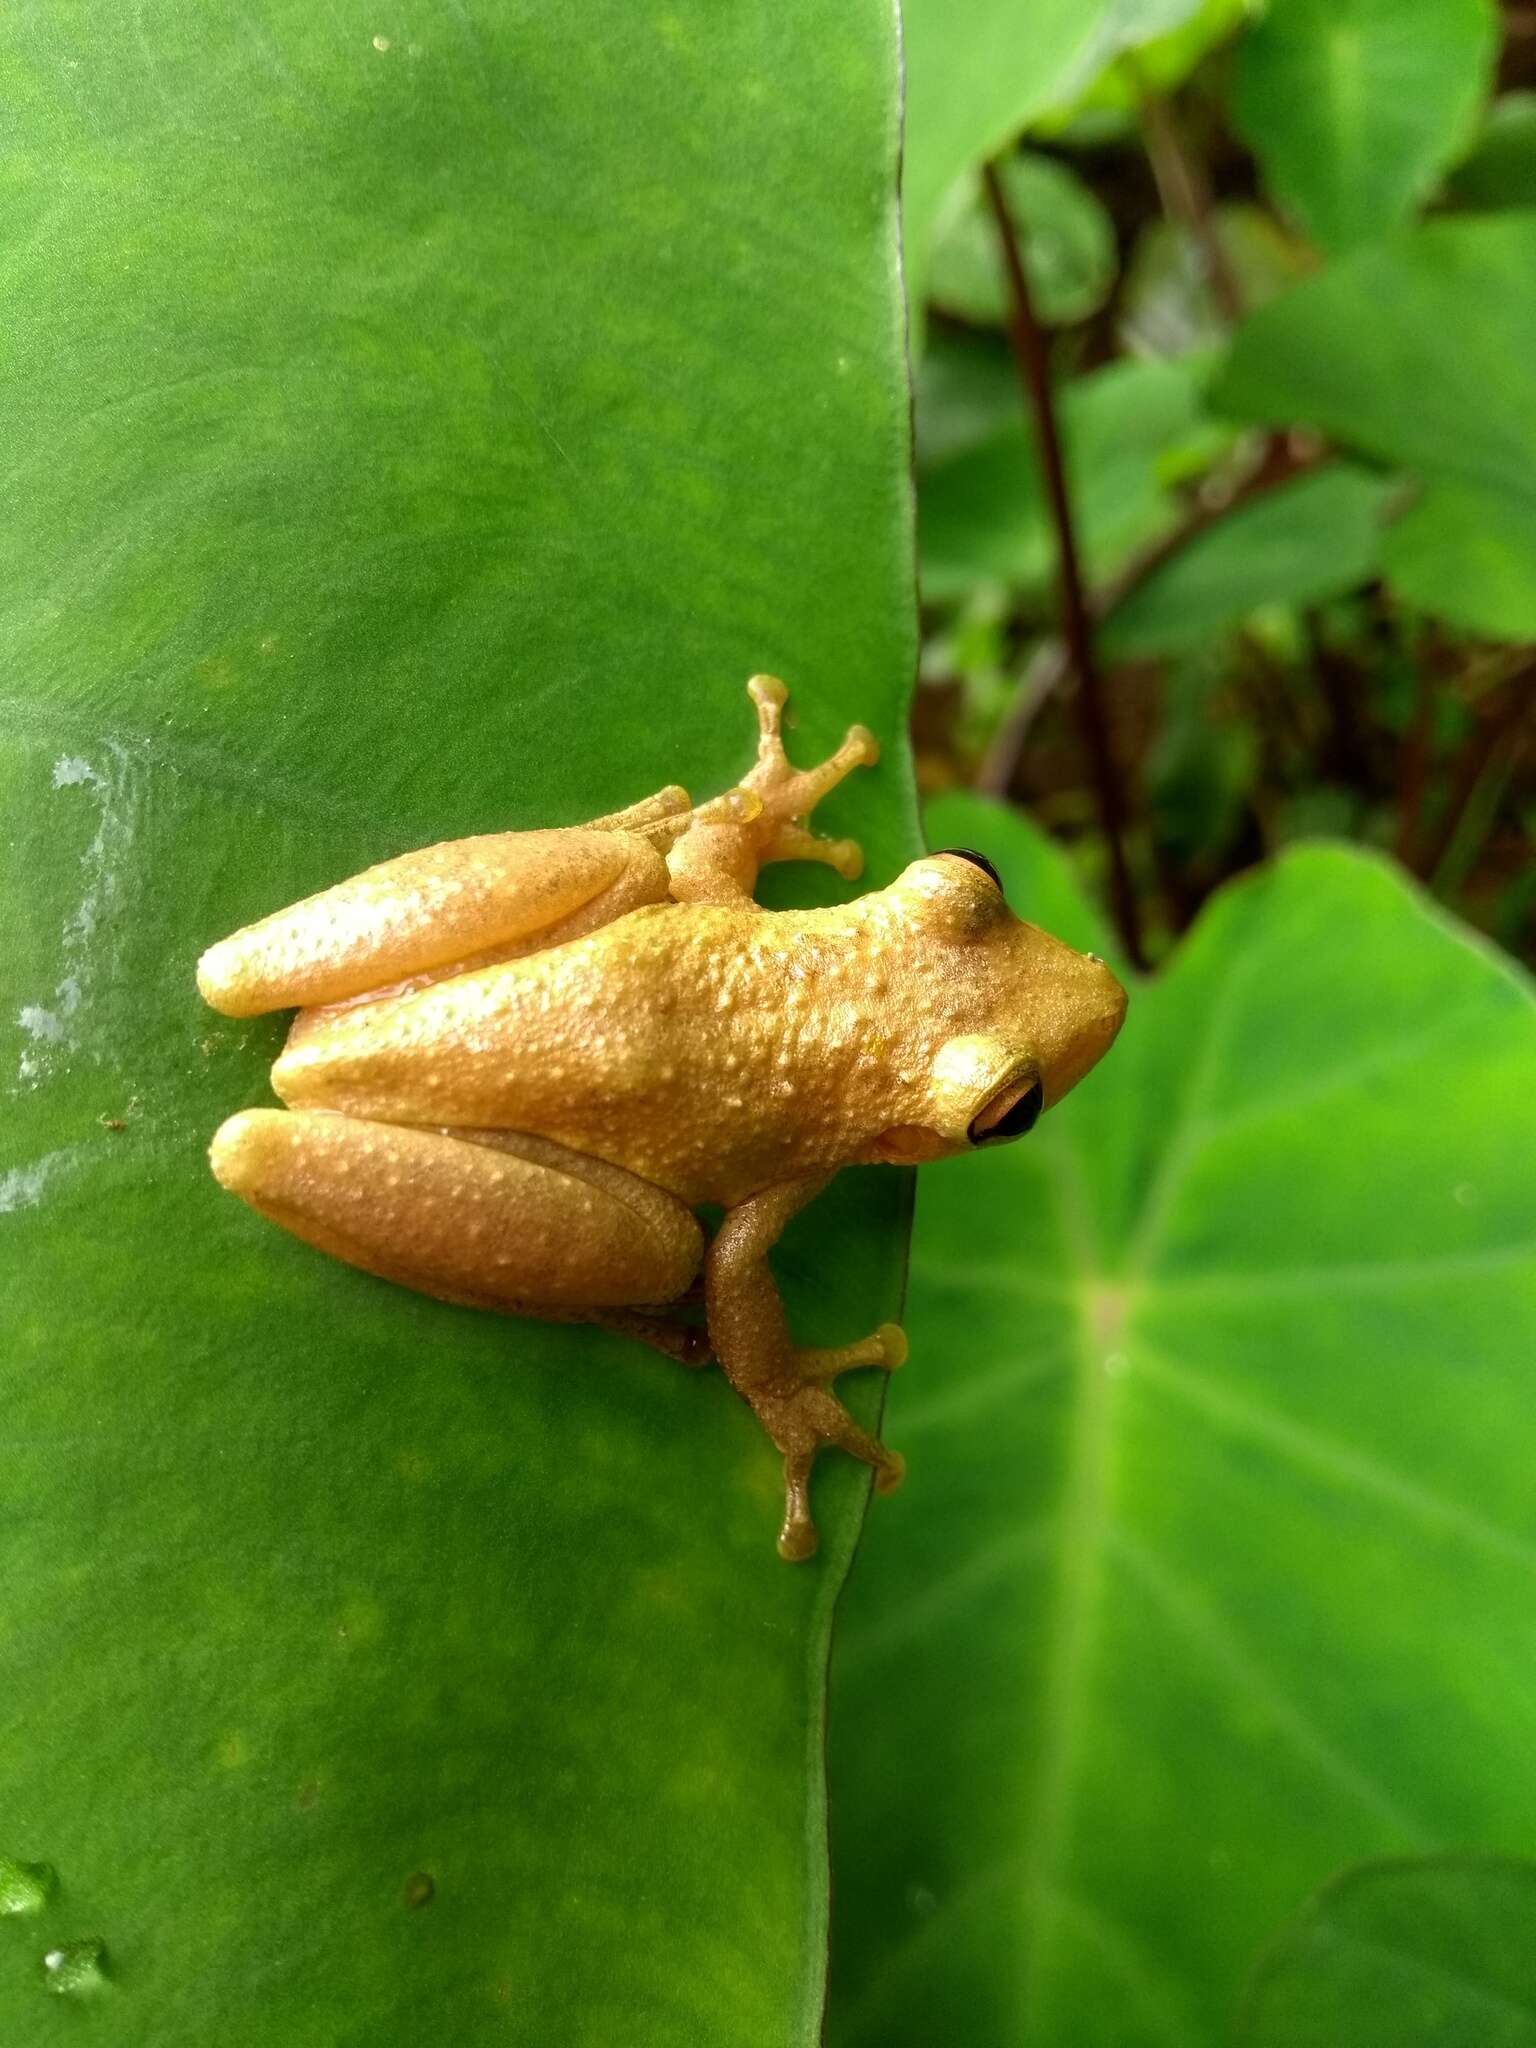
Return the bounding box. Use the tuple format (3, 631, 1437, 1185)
(199, 676, 1127, 1560)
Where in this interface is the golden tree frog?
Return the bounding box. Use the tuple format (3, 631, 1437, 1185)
(199, 678, 1127, 1559)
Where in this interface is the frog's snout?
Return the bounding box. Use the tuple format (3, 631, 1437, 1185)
(1043, 953, 1128, 1107)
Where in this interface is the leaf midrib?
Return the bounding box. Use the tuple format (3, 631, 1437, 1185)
(1016, 1129, 1118, 2031)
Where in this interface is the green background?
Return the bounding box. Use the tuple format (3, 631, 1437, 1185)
(830, 797, 1536, 2046)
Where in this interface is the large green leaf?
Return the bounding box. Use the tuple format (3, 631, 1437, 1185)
(901, 0, 1207, 299)
(1212, 214, 1536, 639)
(0, 4, 917, 2042)
(1236, 1854, 1536, 2046)
(1232, 0, 1498, 254)
(828, 796, 1536, 2046)
(1101, 465, 1397, 657)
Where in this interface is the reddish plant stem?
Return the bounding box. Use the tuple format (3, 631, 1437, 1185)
(1134, 70, 1245, 325)
(981, 158, 1146, 969)
(978, 433, 1324, 796)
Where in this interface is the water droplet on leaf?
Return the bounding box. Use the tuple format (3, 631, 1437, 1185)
(42, 1939, 108, 1996)
(0, 1857, 55, 1916)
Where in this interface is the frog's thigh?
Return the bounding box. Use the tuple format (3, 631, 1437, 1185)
(199, 825, 674, 1019)
(210, 1111, 703, 1312)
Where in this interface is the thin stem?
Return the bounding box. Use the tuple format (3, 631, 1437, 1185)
(980, 158, 1146, 969)
(977, 434, 1324, 795)
(1134, 68, 1245, 325)
(1100, 433, 1320, 617)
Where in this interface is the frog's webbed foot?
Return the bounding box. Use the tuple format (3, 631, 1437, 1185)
(670, 676, 879, 903)
(749, 1326, 908, 1561)
(739, 674, 879, 880)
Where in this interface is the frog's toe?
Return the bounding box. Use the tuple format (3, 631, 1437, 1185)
(777, 1452, 820, 1563)
(755, 1382, 904, 1561)
(874, 1448, 906, 1495)
(796, 1320, 907, 1382)
(761, 821, 865, 880)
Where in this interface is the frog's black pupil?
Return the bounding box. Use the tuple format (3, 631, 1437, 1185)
(938, 846, 1003, 889)
(973, 1080, 1044, 1145)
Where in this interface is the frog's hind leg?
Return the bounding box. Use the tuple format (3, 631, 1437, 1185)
(199, 797, 692, 1022)
(209, 1112, 705, 1357)
(667, 676, 880, 905)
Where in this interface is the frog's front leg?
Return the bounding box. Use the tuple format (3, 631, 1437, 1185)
(210, 1111, 706, 1361)
(668, 676, 880, 907)
(706, 1178, 907, 1562)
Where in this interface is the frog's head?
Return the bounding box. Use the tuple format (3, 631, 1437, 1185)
(869, 847, 1127, 1165)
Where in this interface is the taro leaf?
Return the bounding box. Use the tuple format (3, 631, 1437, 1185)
(1234, 1854, 1536, 2047)
(927, 153, 1117, 329)
(1232, 0, 1498, 254)
(828, 796, 1536, 2048)
(1212, 214, 1536, 640)
(901, 0, 1208, 301)
(0, 4, 918, 2043)
(1101, 465, 1398, 658)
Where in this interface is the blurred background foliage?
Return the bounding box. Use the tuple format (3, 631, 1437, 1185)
(900, 0, 1535, 972)
(827, 4, 1536, 2044)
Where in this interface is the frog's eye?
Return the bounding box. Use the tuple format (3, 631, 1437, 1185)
(936, 846, 1003, 890)
(969, 1077, 1044, 1145)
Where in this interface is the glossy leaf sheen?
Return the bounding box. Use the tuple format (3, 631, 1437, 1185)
(829, 797, 1536, 2047)
(1213, 214, 1536, 639)
(1235, 1855, 1536, 2046)
(1232, 0, 1497, 253)
(0, 5, 917, 2042)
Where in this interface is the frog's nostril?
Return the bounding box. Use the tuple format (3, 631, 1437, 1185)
(1084, 951, 1103, 966)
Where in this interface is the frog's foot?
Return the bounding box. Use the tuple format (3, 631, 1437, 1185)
(679, 676, 879, 897)
(796, 1321, 908, 1383)
(750, 1346, 907, 1562)
(742, 674, 879, 879)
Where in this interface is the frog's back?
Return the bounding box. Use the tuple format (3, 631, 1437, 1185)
(269, 899, 889, 1205)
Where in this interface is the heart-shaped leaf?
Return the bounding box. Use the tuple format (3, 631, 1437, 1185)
(0, 4, 916, 2041)
(828, 796, 1536, 2047)
(1212, 214, 1536, 639)
(1232, 0, 1498, 253)
(900, 0, 1209, 302)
